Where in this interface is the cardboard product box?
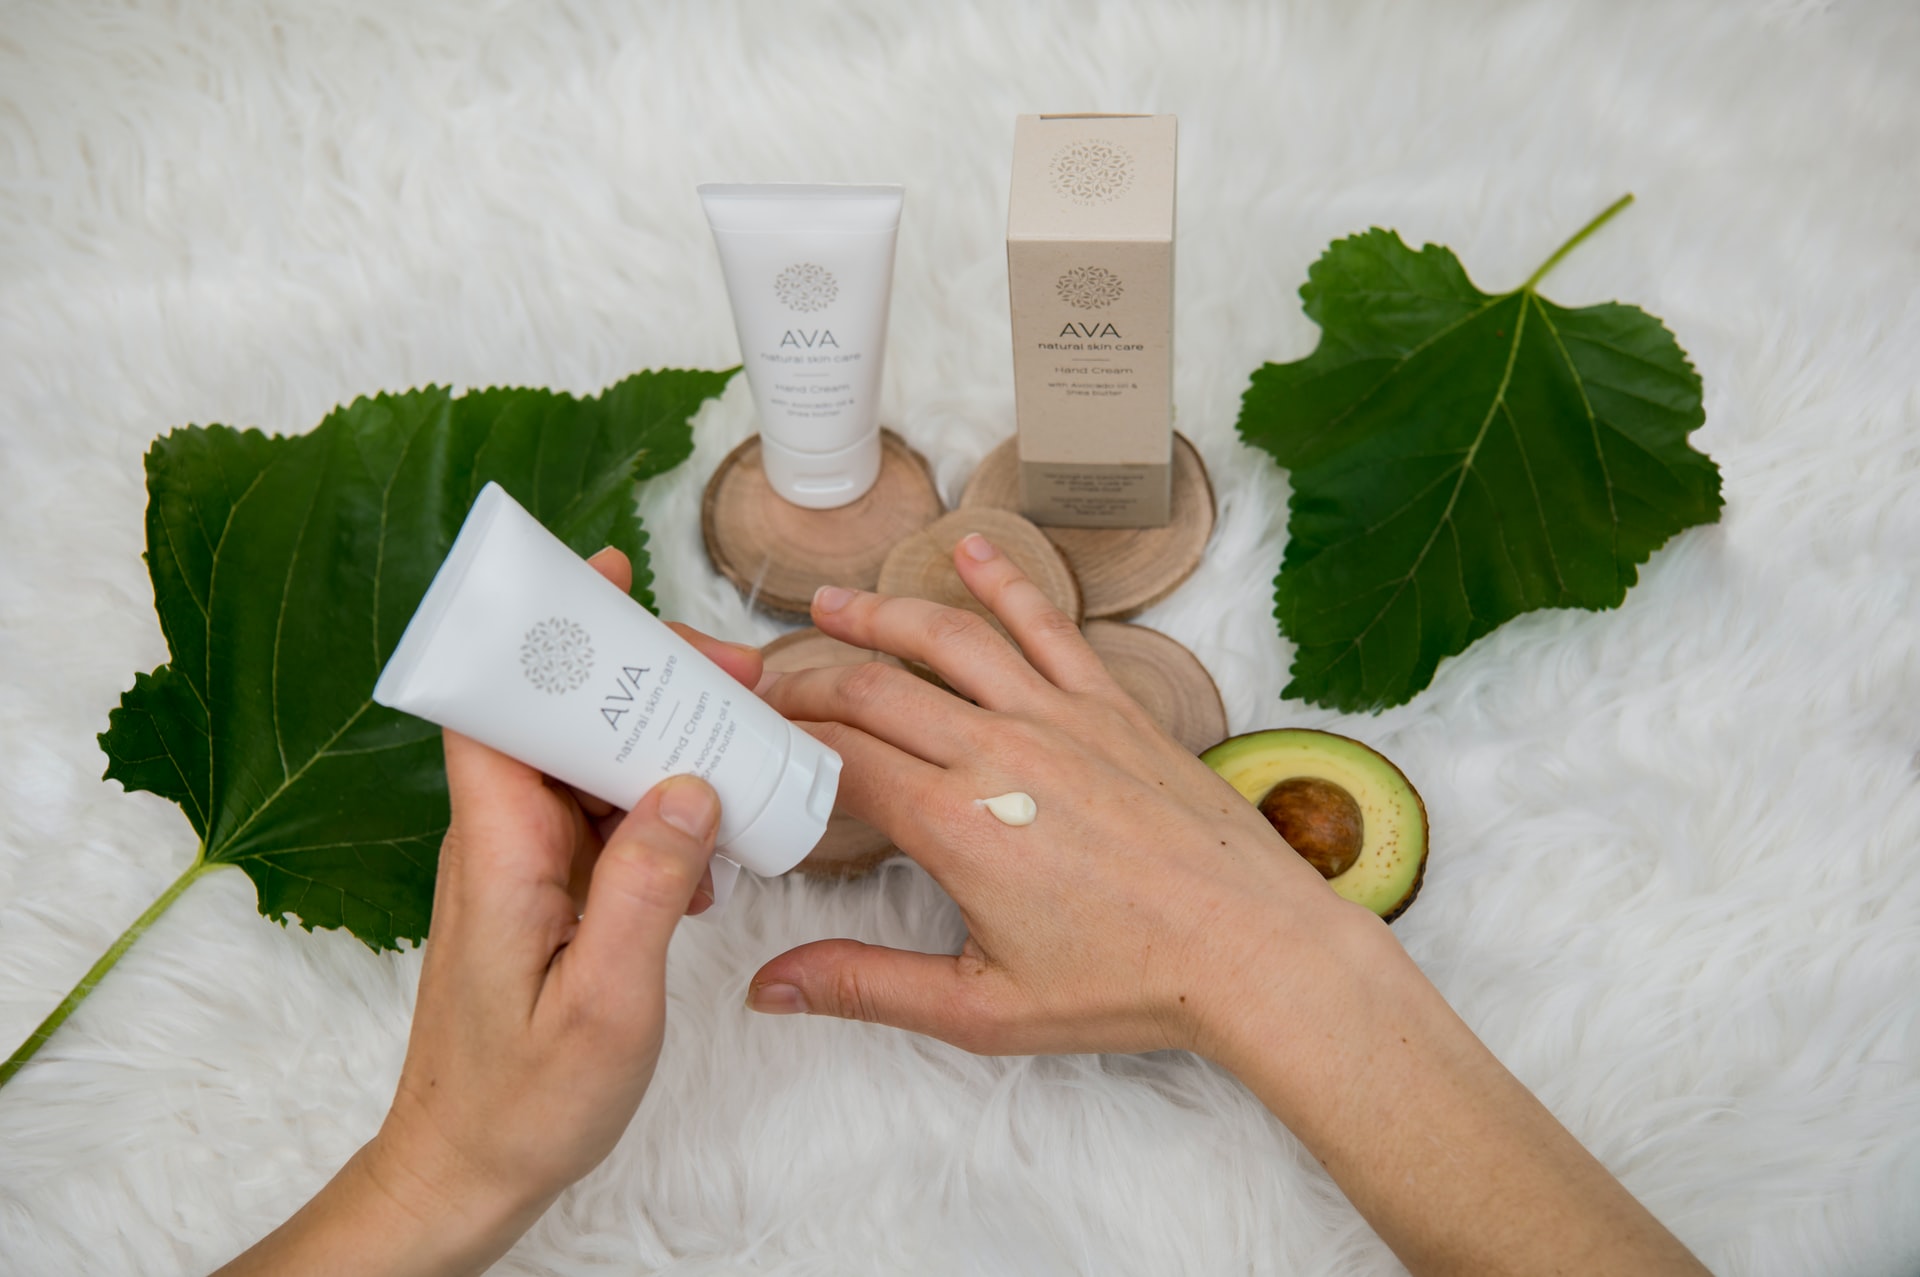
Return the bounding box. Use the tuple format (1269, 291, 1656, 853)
(1007, 113, 1176, 528)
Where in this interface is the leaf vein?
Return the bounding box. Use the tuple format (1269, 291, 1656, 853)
(1303, 294, 1532, 692)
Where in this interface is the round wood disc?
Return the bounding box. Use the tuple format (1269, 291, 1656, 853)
(703, 429, 943, 617)
(1082, 620, 1228, 755)
(759, 628, 902, 877)
(876, 508, 1083, 636)
(959, 432, 1215, 619)
(760, 626, 905, 675)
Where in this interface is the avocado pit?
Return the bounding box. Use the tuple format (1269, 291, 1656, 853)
(1257, 777, 1363, 878)
(1200, 728, 1430, 922)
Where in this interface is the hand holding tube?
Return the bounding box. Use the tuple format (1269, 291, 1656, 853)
(215, 552, 760, 1277)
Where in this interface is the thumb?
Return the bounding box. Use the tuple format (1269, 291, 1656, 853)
(570, 775, 719, 976)
(747, 940, 1003, 1051)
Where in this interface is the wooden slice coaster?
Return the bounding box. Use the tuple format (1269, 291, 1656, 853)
(760, 626, 905, 675)
(1082, 620, 1228, 755)
(959, 433, 1215, 620)
(703, 429, 943, 617)
(760, 628, 902, 878)
(876, 508, 1083, 637)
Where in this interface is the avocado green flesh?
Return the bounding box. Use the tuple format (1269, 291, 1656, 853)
(1201, 729, 1428, 920)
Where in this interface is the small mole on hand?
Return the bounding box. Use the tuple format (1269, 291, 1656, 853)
(979, 792, 1038, 826)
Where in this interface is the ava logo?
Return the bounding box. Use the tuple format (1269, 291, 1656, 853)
(1057, 265, 1124, 310)
(773, 262, 838, 313)
(520, 617, 595, 694)
(1049, 139, 1134, 205)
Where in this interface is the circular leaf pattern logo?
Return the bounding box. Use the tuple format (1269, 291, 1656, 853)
(1049, 140, 1135, 205)
(520, 617, 595, 694)
(773, 262, 838, 313)
(1057, 265, 1125, 310)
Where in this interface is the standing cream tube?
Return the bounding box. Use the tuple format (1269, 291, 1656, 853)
(373, 483, 840, 898)
(699, 182, 903, 509)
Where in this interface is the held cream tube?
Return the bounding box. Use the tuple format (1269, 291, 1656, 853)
(699, 182, 903, 508)
(373, 483, 839, 899)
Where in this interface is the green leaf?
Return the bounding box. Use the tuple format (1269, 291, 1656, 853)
(1238, 197, 1722, 712)
(98, 370, 734, 949)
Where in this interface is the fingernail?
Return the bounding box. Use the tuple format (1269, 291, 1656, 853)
(814, 585, 854, 613)
(689, 884, 714, 914)
(753, 667, 780, 696)
(960, 533, 997, 562)
(747, 981, 809, 1015)
(658, 778, 719, 839)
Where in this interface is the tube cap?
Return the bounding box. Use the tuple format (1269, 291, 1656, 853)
(759, 430, 882, 509)
(718, 721, 841, 877)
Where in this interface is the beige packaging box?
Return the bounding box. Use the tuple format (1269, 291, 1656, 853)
(1007, 113, 1176, 527)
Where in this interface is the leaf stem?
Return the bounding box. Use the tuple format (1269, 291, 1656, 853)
(1521, 193, 1635, 292)
(0, 853, 215, 1088)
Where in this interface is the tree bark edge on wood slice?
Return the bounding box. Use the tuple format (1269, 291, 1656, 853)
(959, 433, 1214, 620)
(703, 429, 944, 617)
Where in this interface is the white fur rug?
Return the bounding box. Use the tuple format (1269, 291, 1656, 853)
(3, 2, 1917, 1273)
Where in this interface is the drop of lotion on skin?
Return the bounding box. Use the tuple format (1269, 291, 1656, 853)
(981, 792, 1038, 826)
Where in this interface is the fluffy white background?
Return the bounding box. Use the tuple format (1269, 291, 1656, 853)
(2, 1, 1916, 1273)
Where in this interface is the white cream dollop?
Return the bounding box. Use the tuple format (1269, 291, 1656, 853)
(980, 792, 1038, 826)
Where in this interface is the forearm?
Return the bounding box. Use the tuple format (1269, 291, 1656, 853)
(213, 1132, 543, 1277)
(1203, 905, 1708, 1277)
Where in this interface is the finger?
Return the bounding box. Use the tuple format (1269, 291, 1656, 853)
(686, 864, 715, 916)
(746, 939, 1007, 1053)
(568, 785, 615, 819)
(569, 775, 719, 980)
(792, 719, 952, 870)
(667, 620, 763, 691)
(808, 586, 1049, 710)
(952, 534, 1116, 694)
(585, 546, 761, 689)
(586, 545, 633, 593)
(439, 728, 553, 891)
(764, 661, 988, 767)
(564, 815, 600, 914)
(442, 727, 546, 810)
(440, 732, 593, 983)
(592, 806, 628, 844)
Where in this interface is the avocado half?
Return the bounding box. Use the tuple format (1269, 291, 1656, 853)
(1200, 729, 1429, 922)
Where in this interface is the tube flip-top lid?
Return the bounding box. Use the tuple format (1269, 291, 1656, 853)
(722, 720, 841, 876)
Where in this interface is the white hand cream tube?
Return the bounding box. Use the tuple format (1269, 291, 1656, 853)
(372, 483, 839, 901)
(699, 182, 903, 509)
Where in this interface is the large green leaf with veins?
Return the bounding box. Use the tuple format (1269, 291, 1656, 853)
(100, 369, 731, 949)
(1238, 196, 1722, 712)
(6, 369, 733, 1086)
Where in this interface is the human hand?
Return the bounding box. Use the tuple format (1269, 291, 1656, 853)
(744, 533, 1375, 1061)
(742, 540, 1711, 1277)
(216, 548, 763, 1277)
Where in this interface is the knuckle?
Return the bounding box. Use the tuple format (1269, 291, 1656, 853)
(803, 718, 858, 752)
(924, 606, 990, 652)
(1025, 605, 1083, 646)
(837, 661, 900, 713)
(828, 964, 885, 1024)
(982, 717, 1049, 768)
(609, 847, 701, 912)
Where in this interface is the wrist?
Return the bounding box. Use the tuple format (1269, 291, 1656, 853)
(348, 1116, 550, 1276)
(1185, 892, 1403, 1098)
